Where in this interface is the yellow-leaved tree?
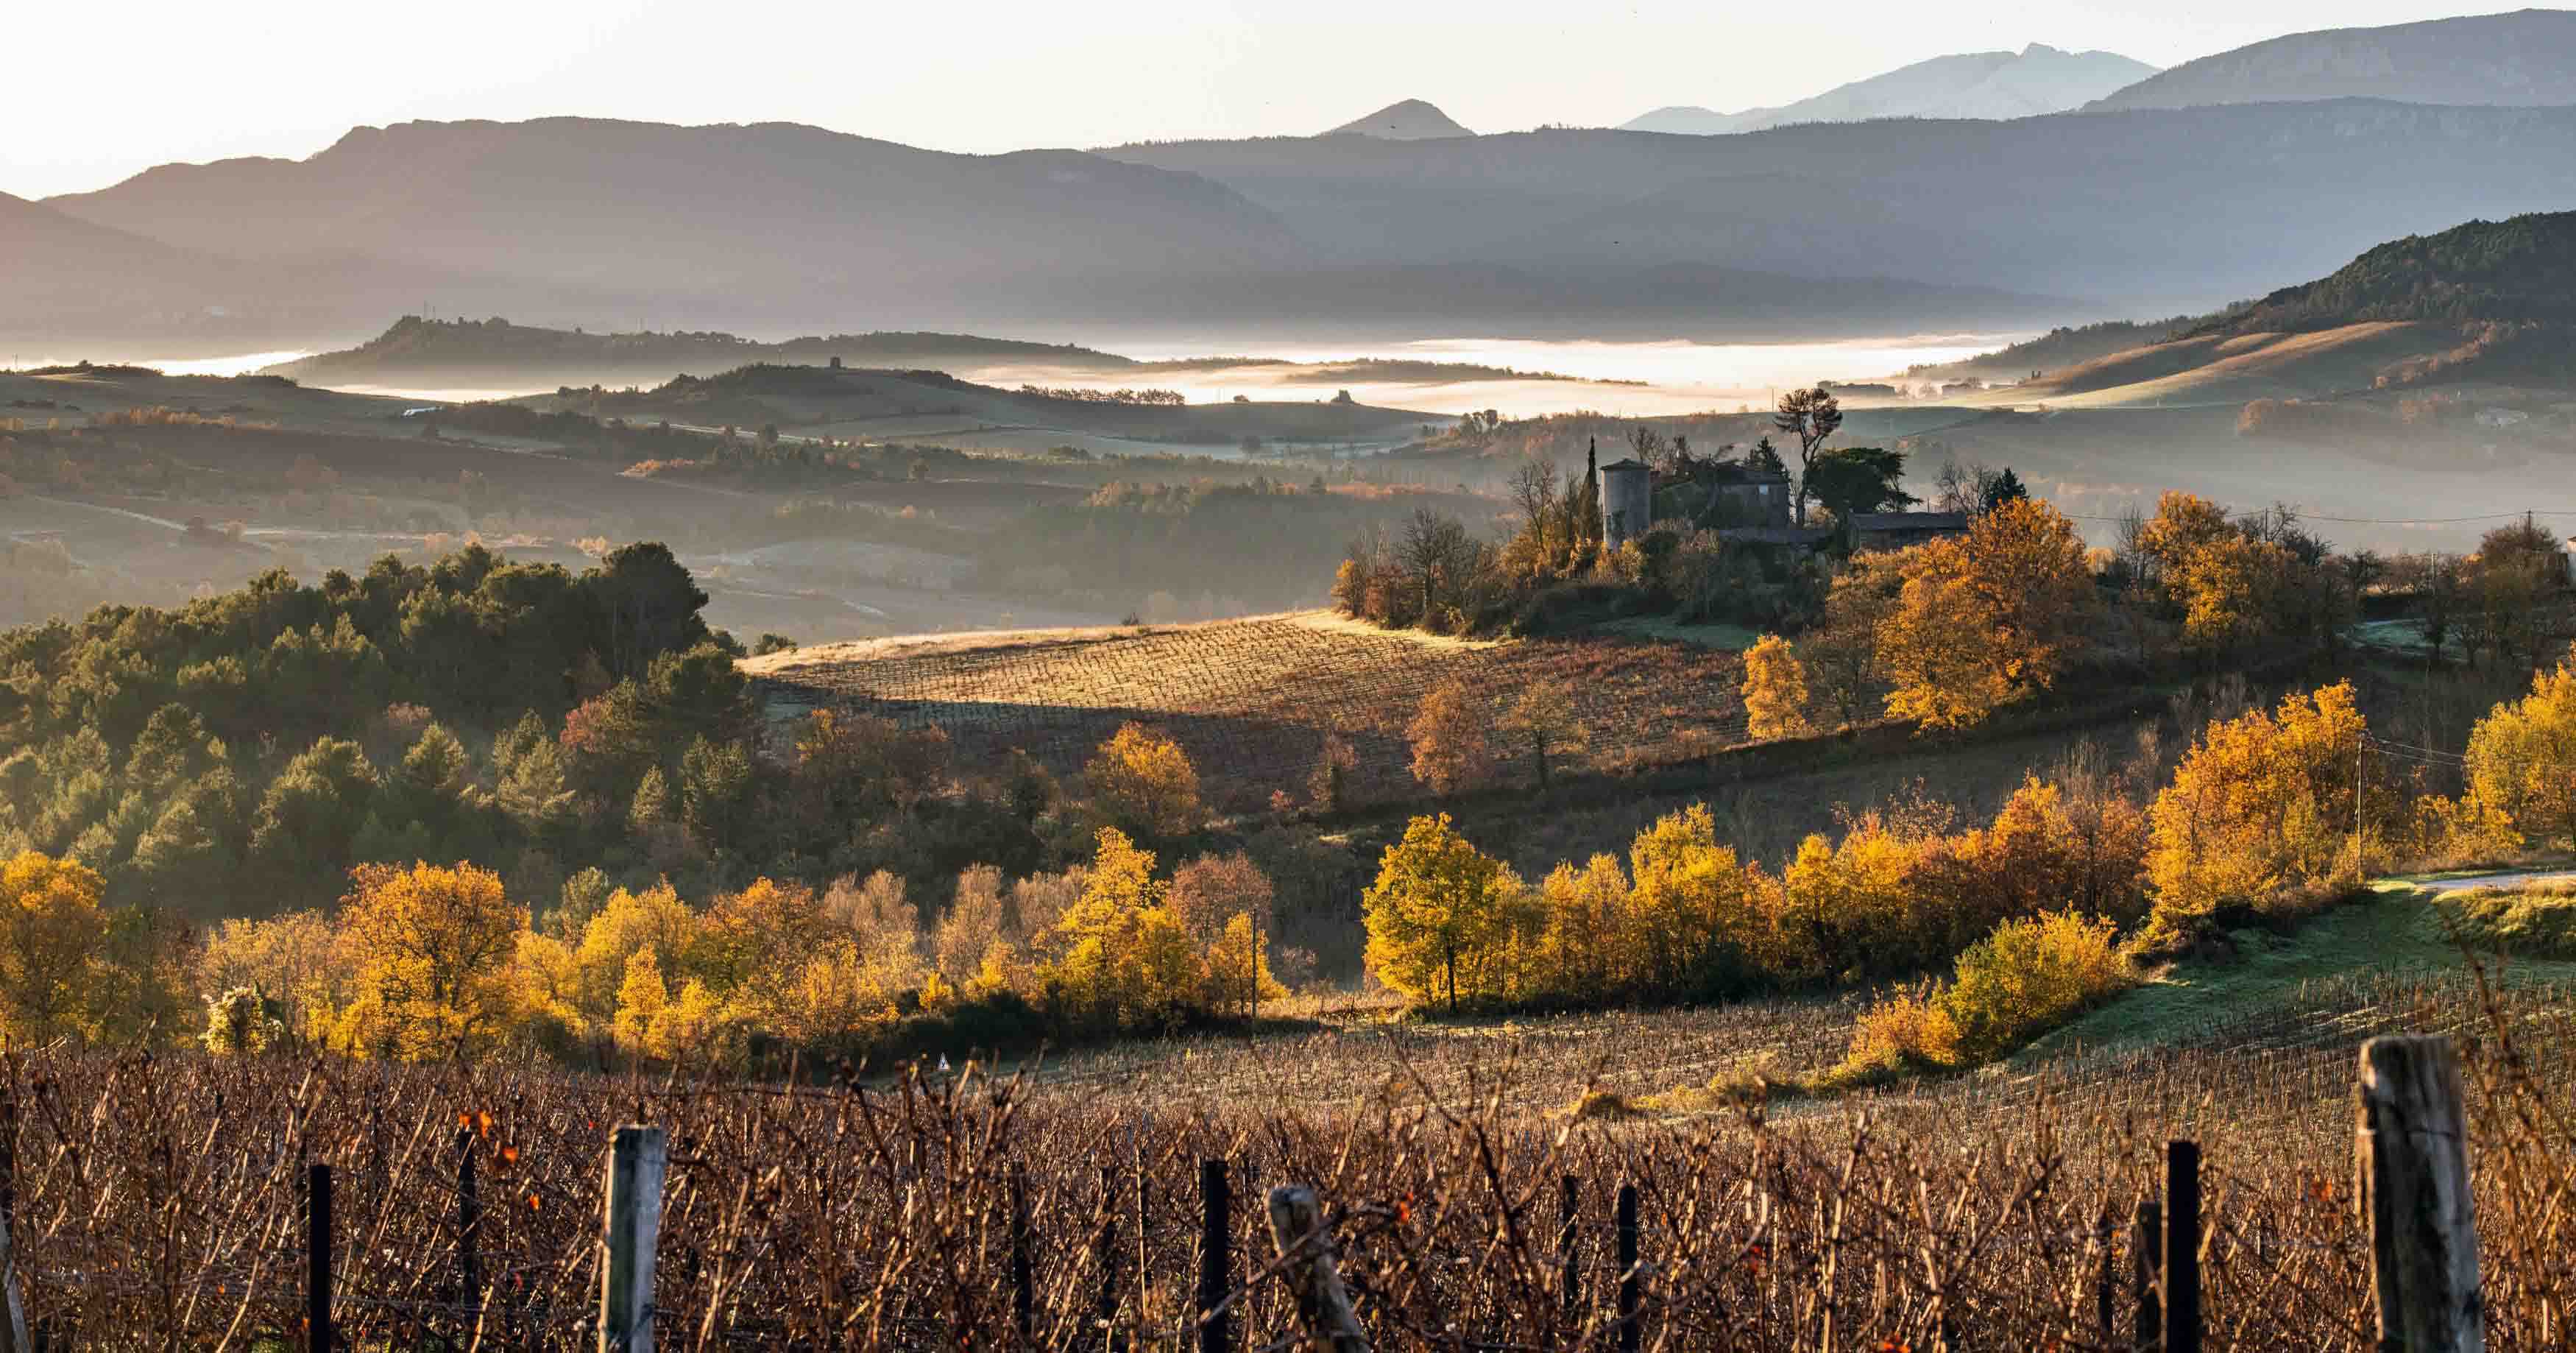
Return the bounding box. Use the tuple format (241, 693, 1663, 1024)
(1740, 634, 1813, 740)
(2466, 643, 2576, 849)
(0, 851, 110, 1043)
(612, 944, 669, 1054)
(342, 861, 527, 1060)
(2146, 682, 2366, 922)
(197, 911, 358, 1048)
(1534, 855, 1628, 1002)
(1878, 498, 2097, 730)
(570, 880, 700, 1032)
(1362, 813, 1512, 1011)
(2173, 533, 2299, 654)
(1776, 817, 1924, 983)
(1086, 723, 1205, 838)
(1046, 827, 1201, 1031)
(1621, 804, 1772, 1000)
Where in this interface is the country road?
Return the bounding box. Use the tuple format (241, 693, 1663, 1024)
(2416, 867, 2576, 893)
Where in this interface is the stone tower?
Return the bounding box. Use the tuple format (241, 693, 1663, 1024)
(1599, 459, 1653, 549)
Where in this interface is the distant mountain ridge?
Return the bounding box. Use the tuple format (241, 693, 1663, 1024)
(2090, 9, 2576, 110)
(24, 93, 2576, 349)
(40, 117, 1310, 335)
(1624, 44, 2157, 134)
(1109, 100, 2576, 311)
(1326, 99, 1473, 139)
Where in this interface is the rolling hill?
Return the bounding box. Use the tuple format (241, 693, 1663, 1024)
(2198, 211, 2576, 332)
(2090, 9, 2576, 110)
(1624, 44, 2156, 135)
(1326, 99, 1473, 139)
(1986, 212, 2576, 405)
(519, 361, 1435, 448)
(270, 316, 1144, 389)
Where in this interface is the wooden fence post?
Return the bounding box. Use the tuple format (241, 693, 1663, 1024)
(1096, 1166, 1124, 1353)
(600, 1125, 668, 1353)
(1011, 1165, 1033, 1349)
(1136, 1156, 1150, 1340)
(1198, 1159, 1231, 1353)
(0, 1070, 21, 1353)
(2358, 1035, 2485, 1353)
(0, 1208, 22, 1353)
(2131, 1200, 2162, 1352)
(456, 1128, 481, 1321)
(2094, 1213, 2116, 1348)
(1616, 1182, 1641, 1353)
(2166, 1142, 2201, 1353)
(1560, 1175, 1580, 1317)
(305, 1163, 332, 1353)
(1266, 1186, 1370, 1353)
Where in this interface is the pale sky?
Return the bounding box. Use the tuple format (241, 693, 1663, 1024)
(1, 1, 2541, 200)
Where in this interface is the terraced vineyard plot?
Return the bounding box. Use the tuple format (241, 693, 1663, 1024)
(748, 611, 1749, 811)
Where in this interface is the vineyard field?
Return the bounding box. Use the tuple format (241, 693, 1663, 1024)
(11, 961, 2576, 1349)
(746, 611, 1750, 813)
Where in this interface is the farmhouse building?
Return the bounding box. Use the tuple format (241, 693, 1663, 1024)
(1850, 511, 1970, 551)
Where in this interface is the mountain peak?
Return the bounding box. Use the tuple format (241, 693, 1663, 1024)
(2088, 10, 2576, 112)
(1621, 43, 2156, 135)
(1326, 99, 1473, 140)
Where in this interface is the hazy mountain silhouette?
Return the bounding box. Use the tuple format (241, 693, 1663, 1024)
(272, 315, 1143, 388)
(30, 97, 2576, 346)
(0, 191, 355, 345)
(1, 191, 209, 310)
(24, 115, 2056, 341)
(1326, 99, 1474, 139)
(42, 118, 1312, 334)
(2089, 10, 2576, 110)
(1111, 100, 2576, 309)
(1625, 45, 2156, 134)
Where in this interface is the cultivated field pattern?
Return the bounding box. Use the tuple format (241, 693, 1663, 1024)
(11, 966, 2576, 1349)
(749, 612, 1750, 811)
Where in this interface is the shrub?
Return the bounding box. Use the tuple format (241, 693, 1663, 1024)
(1822, 911, 2132, 1087)
(1937, 911, 2129, 1062)
(2435, 883, 2576, 958)
(1825, 986, 1959, 1088)
(1564, 1087, 1646, 1121)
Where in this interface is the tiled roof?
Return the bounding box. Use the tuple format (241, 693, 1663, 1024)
(1850, 512, 1970, 532)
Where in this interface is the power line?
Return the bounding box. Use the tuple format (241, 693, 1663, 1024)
(2062, 509, 2576, 526)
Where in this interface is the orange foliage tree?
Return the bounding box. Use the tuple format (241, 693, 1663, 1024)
(1878, 499, 2097, 730)
(1407, 678, 1497, 796)
(2146, 682, 2366, 923)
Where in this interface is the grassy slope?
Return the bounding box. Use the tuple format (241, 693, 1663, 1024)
(1959, 321, 2433, 409)
(2017, 867, 2576, 1066)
